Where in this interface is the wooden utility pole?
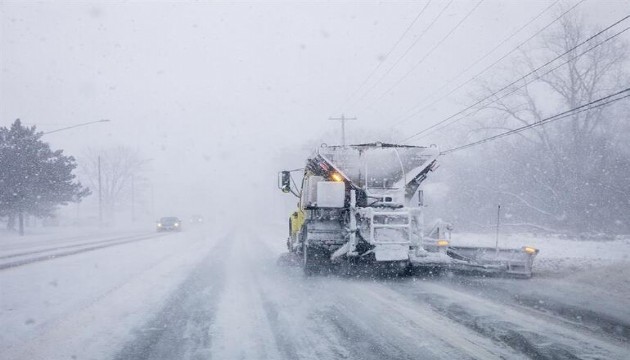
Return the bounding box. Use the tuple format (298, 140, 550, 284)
(329, 114, 357, 146)
(98, 155, 103, 226)
(495, 204, 501, 253)
(131, 174, 136, 223)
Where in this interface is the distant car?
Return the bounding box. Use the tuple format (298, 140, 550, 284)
(156, 217, 182, 232)
(190, 215, 204, 224)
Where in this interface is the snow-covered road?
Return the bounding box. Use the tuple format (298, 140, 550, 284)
(1, 225, 628, 359)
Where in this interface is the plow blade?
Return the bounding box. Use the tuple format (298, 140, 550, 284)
(445, 246, 539, 278)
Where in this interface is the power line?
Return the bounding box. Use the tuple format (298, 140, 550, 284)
(413, 23, 630, 141)
(347, 0, 455, 109)
(440, 87, 630, 155)
(369, 0, 485, 105)
(389, 0, 565, 128)
(402, 16, 630, 142)
(334, 0, 433, 114)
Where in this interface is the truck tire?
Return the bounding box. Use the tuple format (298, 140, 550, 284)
(288, 219, 293, 252)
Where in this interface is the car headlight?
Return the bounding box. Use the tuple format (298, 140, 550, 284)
(157, 223, 162, 227)
(174, 223, 179, 227)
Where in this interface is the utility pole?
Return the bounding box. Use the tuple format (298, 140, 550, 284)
(131, 174, 136, 223)
(329, 114, 357, 146)
(98, 155, 103, 226)
(150, 182, 155, 220)
(495, 204, 501, 254)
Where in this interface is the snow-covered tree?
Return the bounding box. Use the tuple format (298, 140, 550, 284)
(79, 146, 149, 222)
(0, 119, 90, 235)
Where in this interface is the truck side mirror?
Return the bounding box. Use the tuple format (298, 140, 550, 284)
(279, 171, 291, 193)
(417, 190, 424, 206)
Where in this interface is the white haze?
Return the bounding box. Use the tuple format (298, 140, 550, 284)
(1, 0, 628, 226)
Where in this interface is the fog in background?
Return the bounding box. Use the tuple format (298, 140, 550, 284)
(2, 0, 628, 232)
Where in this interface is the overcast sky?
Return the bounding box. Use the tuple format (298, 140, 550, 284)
(1, 0, 628, 222)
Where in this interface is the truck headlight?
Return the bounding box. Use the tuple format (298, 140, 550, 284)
(437, 240, 449, 247)
(157, 223, 162, 227)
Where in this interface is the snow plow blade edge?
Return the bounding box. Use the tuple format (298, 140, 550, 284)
(445, 246, 539, 278)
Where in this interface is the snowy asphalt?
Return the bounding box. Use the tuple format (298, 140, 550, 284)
(1, 226, 629, 360)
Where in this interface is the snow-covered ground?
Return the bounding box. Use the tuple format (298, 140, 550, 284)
(1, 224, 628, 359)
(0, 225, 221, 360)
(452, 232, 630, 298)
(0, 225, 149, 252)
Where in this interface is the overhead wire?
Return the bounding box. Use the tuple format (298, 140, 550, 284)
(402, 15, 630, 143)
(411, 22, 630, 142)
(334, 0, 433, 114)
(369, 0, 485, 106)
(346, 0, 455, 109)
(389, 0, 565, 128)
(440, 87, 630, 155)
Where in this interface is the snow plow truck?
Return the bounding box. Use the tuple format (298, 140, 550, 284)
(278, 142, 539, 277)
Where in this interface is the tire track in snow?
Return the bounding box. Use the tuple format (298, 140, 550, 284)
(249, 238, 353, 360)
(247, 234, 389, 360)
(330, 280, 521, 360)
(381, 279, 630, 359)
(113, 238, 229, 360)
(205, 232, 286, 360)
(250, 231, 522, 360)
(444, 274, 630, 342)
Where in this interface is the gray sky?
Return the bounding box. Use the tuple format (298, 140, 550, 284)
(1, 0, 628, 222)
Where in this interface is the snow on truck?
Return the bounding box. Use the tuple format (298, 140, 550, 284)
(278, 142, 539, 277)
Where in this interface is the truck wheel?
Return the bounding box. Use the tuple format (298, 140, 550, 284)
(288, 220, 293, 251)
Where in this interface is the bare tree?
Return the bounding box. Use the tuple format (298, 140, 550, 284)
(445, 11, 630, 233)
(80, 146, 150, 222)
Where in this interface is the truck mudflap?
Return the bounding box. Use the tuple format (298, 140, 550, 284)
(410, 246, 539, 277)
